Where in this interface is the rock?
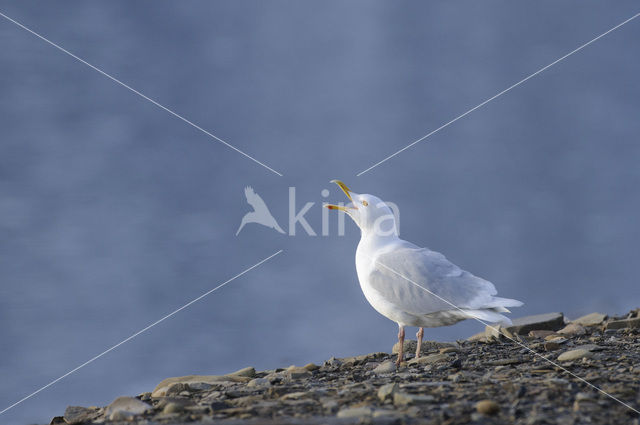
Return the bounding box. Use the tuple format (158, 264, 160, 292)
(377, 382, 399, 401)
(163, 402, 183, 414)
(476, 399, 500, 415)
(373, 360, 396, 374)
(303, 363, 319, 371)
(229, 366, 256, 377)
(439, 346, 459, 354)
(557, 349, 594, 362)
(606, 317, 640, 330)
(63, 406, 101, 424)
(574, 344, 604, 352)
(558, 323, 586, 336)
(286, 366, 311, 379)
(393, 392, 435, 406)
(49, 417, 65, 425)
(408, 353, 449, 365)
(336, 406, 373, 418)
(573, 312, 607, 326)
(544, 341, 562, 351)
(506, 312, 565, 335)
(152, 373, 250, 397)
(105, 396, 152, 418)
(485, 324, 515, 340)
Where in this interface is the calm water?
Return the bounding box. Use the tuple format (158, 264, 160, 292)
(1, 2, 639, 424)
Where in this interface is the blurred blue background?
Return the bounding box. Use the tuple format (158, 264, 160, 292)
(1, 2, 639, 424)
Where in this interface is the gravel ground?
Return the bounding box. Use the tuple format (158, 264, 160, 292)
(51, 310, 640, 425)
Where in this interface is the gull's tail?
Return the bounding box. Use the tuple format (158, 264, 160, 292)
(464, 296, 523, 325)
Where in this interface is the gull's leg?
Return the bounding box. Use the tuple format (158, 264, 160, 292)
(396, 325, 405, 366)
(415, 327, 424, 358)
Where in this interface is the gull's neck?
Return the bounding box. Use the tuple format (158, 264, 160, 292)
(358, 229, 401, 251)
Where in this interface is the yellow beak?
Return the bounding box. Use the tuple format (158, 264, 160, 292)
(325, 179, 355, 212)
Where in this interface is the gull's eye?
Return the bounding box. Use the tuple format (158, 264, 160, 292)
(361, 200, 368, 206)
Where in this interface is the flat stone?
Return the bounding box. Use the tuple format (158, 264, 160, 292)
(63, 406, 101, 425)
(476, 399, 500, 415)
(606, 317, 640, 330)
(574, 344, 604, 352)
(557, 349, 594, 362)
(303, 363, 319, 371)
(373, 360, 396, 374)
(557, 323, 586, 336)
(377, 382, 399, 401)
(573, 312, 607, 327)
(506, 313, 565, 335)
(336, 406, 372, 418)
(105, 396, 152, 418)
(408, 353, 449, 365)
(393, 392, 435, 406)
(528, 330, 557, 338)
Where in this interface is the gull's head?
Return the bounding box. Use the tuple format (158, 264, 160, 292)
(325, 180, 398, 238)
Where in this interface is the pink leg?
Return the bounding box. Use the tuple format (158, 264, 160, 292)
(416, 327, 424, 358)
(396, 326, 405, 366)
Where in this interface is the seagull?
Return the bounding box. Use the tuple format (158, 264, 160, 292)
(325, 180, 523, 366)
(236, 186, 285, 235)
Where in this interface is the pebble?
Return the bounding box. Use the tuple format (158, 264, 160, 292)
(373, 360, 396, 374)
(476, 399, 500, 415)
(377, 382, 399, 401)
(393, 392, 435, 406)
(247, 377, 270, 388)
(557, 349, 594, 362)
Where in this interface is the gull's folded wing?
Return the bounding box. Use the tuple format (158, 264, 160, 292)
(369, 243, 499, 316)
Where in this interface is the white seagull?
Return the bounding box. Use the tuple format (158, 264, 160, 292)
(236, 186, 285, 236)
(326, 180, 523, 366)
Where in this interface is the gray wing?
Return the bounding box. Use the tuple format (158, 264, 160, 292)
(369, 242, 497, 315)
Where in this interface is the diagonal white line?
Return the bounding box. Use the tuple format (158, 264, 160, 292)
(376, 261, 640, 415)
(0, 10, 283, 177)
(0, 249, 283, 416)
(357, 12, 640, 177)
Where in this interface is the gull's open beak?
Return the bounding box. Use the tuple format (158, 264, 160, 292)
(324, 179, 356, 212)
